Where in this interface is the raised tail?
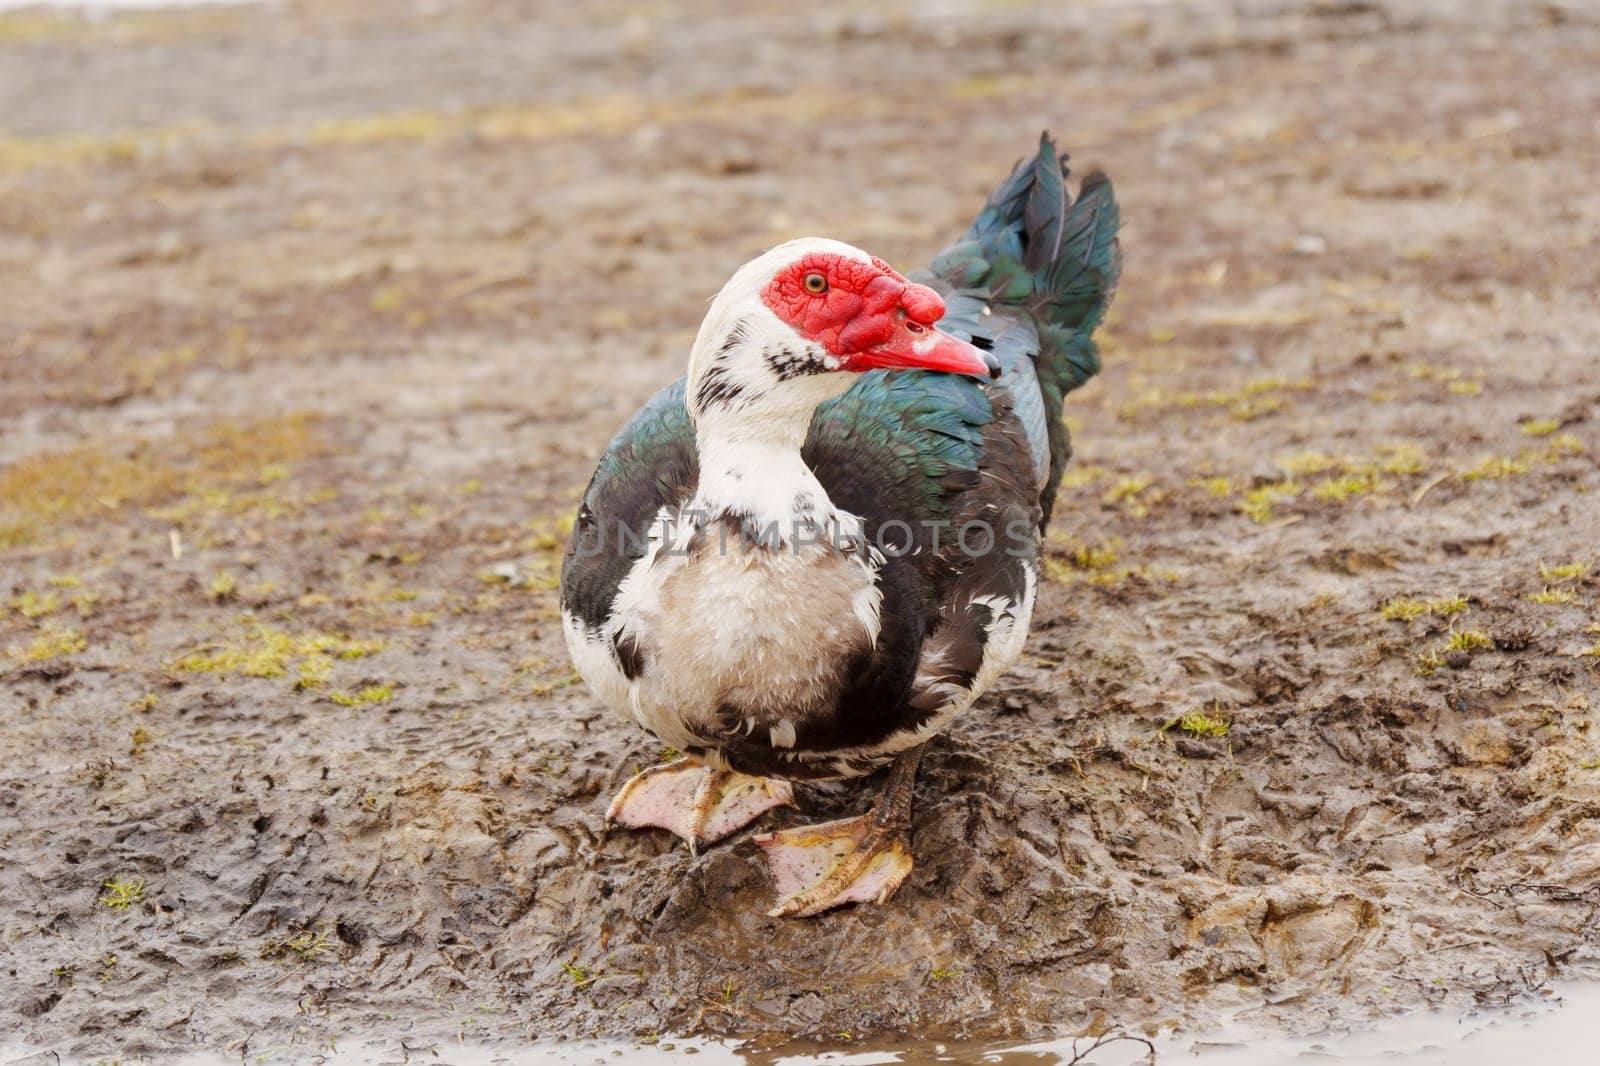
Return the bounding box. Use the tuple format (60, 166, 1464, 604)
(917, 132, 1121, 525)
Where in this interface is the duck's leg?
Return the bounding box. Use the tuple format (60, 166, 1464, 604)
(606, 757, 794, 855)
(754, 745, 923, 918)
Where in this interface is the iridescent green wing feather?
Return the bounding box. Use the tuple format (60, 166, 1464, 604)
(805, 368, 990, 527)
(916, 132, 1121, 523)
(560, 379, 697, 629)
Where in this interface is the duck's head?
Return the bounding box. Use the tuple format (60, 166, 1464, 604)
(686, 238, 998, 435)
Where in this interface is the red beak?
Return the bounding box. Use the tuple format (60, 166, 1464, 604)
(851, 324, 1000, 379)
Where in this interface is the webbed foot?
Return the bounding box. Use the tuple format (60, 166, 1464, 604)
(605, 758, 793, 855)
(754, 813, 914, 917)
(753, 745, 924, 918)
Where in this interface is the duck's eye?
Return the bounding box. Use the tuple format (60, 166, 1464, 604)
(803, 272, 828, 294)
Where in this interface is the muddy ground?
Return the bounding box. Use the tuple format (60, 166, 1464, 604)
(3, 0, 1599, 1059)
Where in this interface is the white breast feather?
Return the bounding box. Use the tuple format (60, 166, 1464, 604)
(565, 506, 885, 753)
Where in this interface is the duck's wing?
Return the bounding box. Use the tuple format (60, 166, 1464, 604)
(795, 132, 1122, 764)
(559, 378, 697, 668)
(916, 132, 1120, 524)
(795, 369, 1041, 769)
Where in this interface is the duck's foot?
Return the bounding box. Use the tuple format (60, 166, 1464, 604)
(753, 746, 924, 918)
(754, 813, 914, 917)
(605, 758, 794, 855)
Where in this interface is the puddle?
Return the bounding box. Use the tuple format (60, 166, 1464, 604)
(8, 983, 1586, 1065)
(541, 981, 1599, 1063)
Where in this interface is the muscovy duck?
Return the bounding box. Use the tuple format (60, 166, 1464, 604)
(560, 134, 1119, 917)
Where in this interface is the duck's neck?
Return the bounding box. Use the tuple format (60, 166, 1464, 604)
(695, 435, 826, 540)
(690, 374, 851, 541)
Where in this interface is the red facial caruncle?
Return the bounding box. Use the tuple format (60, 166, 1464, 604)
(761, 252, 999, 380)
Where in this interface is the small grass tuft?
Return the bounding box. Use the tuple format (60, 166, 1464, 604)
(8, 627, 85, 664)
(261, 928, 332, 963)
(100, 878, 145, 910)
(1528, 587, 1576, 605)
(208, 572, 237, 601)
(295, 655, 332, 690)
(1240, 481, 1301, 523)
(1381, 598, 1429, 621)
(330, 683, 394, 707)
(1542, 434, 1587, 459)
(1375, 443, 1427, 476)
(305, 634, 383, 659)
(1461, 436, 1586, 484)
(1312, 471, 1386, 502)
(175, 625, 381, 681)
(1058, 464, 1107, 490)
(1277, 451, 1340, 477)
(1116, 376, 1309, 424)
(1262, 444, 1426, 510)
(0, 415, 321, 549)
(1190, 476, 1233, 499)
(1101, 475, 1163, 517)
(1069, 541, 1119, 571)
(9, 590, 61, 619)
(1540, 561, 1588, 582)
(1041, 542, 1176, 589)
(929, 966, 962, 980)
(561, 961, 597, 989)
(1380, 595, 1466, 622)
(1462, 455, 1530, 481)
(1163, 710, 1231, 738)
(531, 668, 582, 698)
(1445, 630, 1493, 653)
(1520, 418, 1560, 437)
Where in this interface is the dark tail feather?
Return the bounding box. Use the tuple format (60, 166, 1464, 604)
(919, 132, 1121, 525)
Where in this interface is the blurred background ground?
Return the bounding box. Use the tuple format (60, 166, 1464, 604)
(2, 0, 1599, 1059)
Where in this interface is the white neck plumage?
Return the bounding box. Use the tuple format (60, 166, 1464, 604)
(687, 327, 857, 542)
(681, 237, 881, 542)
(694, 390, 838, 529)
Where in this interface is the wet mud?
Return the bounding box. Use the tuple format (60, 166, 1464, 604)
(2, 0, 1599, 1058)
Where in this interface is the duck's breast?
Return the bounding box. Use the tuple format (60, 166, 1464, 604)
(564, 510, 884, 755)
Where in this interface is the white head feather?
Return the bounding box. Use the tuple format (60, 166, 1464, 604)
(683, 238, 877, 534)
(685, 238, 876, 444)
